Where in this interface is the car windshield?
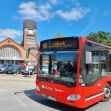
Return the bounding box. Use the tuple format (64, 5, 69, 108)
(8, 66, 17, 69)
(0, 64, 7, 67)
(38, 51, 78, 87)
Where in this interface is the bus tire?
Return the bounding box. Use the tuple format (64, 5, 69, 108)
(102, 83, 111, 102)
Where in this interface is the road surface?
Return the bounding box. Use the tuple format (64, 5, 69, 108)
(0, 74, 111, 111)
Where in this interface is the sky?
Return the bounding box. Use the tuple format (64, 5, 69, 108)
(0, 0, 111, 44)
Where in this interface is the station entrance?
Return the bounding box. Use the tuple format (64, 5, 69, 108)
(0, 45, 24, 64)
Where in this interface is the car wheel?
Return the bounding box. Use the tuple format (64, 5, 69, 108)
(102, 83, 111, 102)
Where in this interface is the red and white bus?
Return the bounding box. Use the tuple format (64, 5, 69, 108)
(35, 37, 111, 108)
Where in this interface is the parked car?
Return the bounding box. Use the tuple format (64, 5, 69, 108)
(29, 65, 36, 74)
(6, 65, 20, 74)
(21, 67, 36, 75)
(18, 66, 26, 74)
(0, 64, 12, 73)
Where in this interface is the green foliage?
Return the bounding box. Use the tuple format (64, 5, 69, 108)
(87, 31, 111, 46)
(55, 33, 64, 38)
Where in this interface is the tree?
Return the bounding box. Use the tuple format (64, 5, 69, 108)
(87, 31, 111, 46)
(55, 33, 64, 38)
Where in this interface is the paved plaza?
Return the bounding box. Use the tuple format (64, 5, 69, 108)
(0, 74, 111, 111)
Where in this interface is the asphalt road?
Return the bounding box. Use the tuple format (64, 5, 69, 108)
(0, 74, 111, 111)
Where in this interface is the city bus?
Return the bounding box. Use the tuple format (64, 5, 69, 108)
(35, 37, 111, 108)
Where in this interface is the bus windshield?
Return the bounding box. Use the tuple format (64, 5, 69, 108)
(38, 51, 78, 87)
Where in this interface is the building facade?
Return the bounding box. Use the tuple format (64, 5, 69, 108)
(0, 38, 36, 64)
(0, 19, 37, 64)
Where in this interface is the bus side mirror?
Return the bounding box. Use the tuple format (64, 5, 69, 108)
(26, 48, 30, 58)
(85, 52, 92, 64)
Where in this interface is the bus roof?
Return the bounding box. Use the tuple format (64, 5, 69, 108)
(85, 38, 111, 49)
(40, 36, 79, 43)
(40, 36, 111, 50)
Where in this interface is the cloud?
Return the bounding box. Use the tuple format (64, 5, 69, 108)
(48, 0, 59, 5)
(17, 1, 90, 22)
(38, 3, 53, 21)
(18, 1, 53, 21)
(18, 1, 37, 19)
(56, 7, 90, 21)
(0, 29, 22, 41)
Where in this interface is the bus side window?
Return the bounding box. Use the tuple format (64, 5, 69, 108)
(81, 41, 111, 86)
(84, 64, 99, 85)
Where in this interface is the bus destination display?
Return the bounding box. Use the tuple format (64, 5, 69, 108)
(40, 37, 79, 50)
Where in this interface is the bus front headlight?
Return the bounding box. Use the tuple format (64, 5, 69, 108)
(67, 94, 80, 101)
(36, 85, 40, 92)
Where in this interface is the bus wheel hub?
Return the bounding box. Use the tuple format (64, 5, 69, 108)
(104, 88, 110, 98)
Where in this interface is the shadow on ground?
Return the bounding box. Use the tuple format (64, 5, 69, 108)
(23, 89, 97, 111)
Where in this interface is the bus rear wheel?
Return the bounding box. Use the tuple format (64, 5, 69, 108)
(102, 83, 111, 102)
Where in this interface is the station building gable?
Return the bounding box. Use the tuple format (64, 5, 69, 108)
(0, 38, 36, 64)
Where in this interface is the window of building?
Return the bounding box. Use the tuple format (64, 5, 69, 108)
(0, 46, 21, 60)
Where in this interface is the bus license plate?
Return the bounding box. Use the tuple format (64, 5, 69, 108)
(41, 93, 47, 98)
(47, 96, 56, 101)
(41, 94, 56, 101)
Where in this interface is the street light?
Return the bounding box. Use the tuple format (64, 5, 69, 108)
(26, 48, 30, 58)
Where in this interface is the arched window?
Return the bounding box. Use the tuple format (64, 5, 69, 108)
(0, 46, 22, 60)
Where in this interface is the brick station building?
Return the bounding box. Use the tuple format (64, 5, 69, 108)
(0, 19, 37, 64)
(0, 38, 36, 64)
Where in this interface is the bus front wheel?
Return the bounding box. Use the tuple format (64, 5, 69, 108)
(102, 83, 111, 102)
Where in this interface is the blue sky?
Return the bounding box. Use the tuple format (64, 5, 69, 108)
(0, 0, 111, 44)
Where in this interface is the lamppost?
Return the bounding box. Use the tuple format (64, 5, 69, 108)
(26, 47, 39, 77)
